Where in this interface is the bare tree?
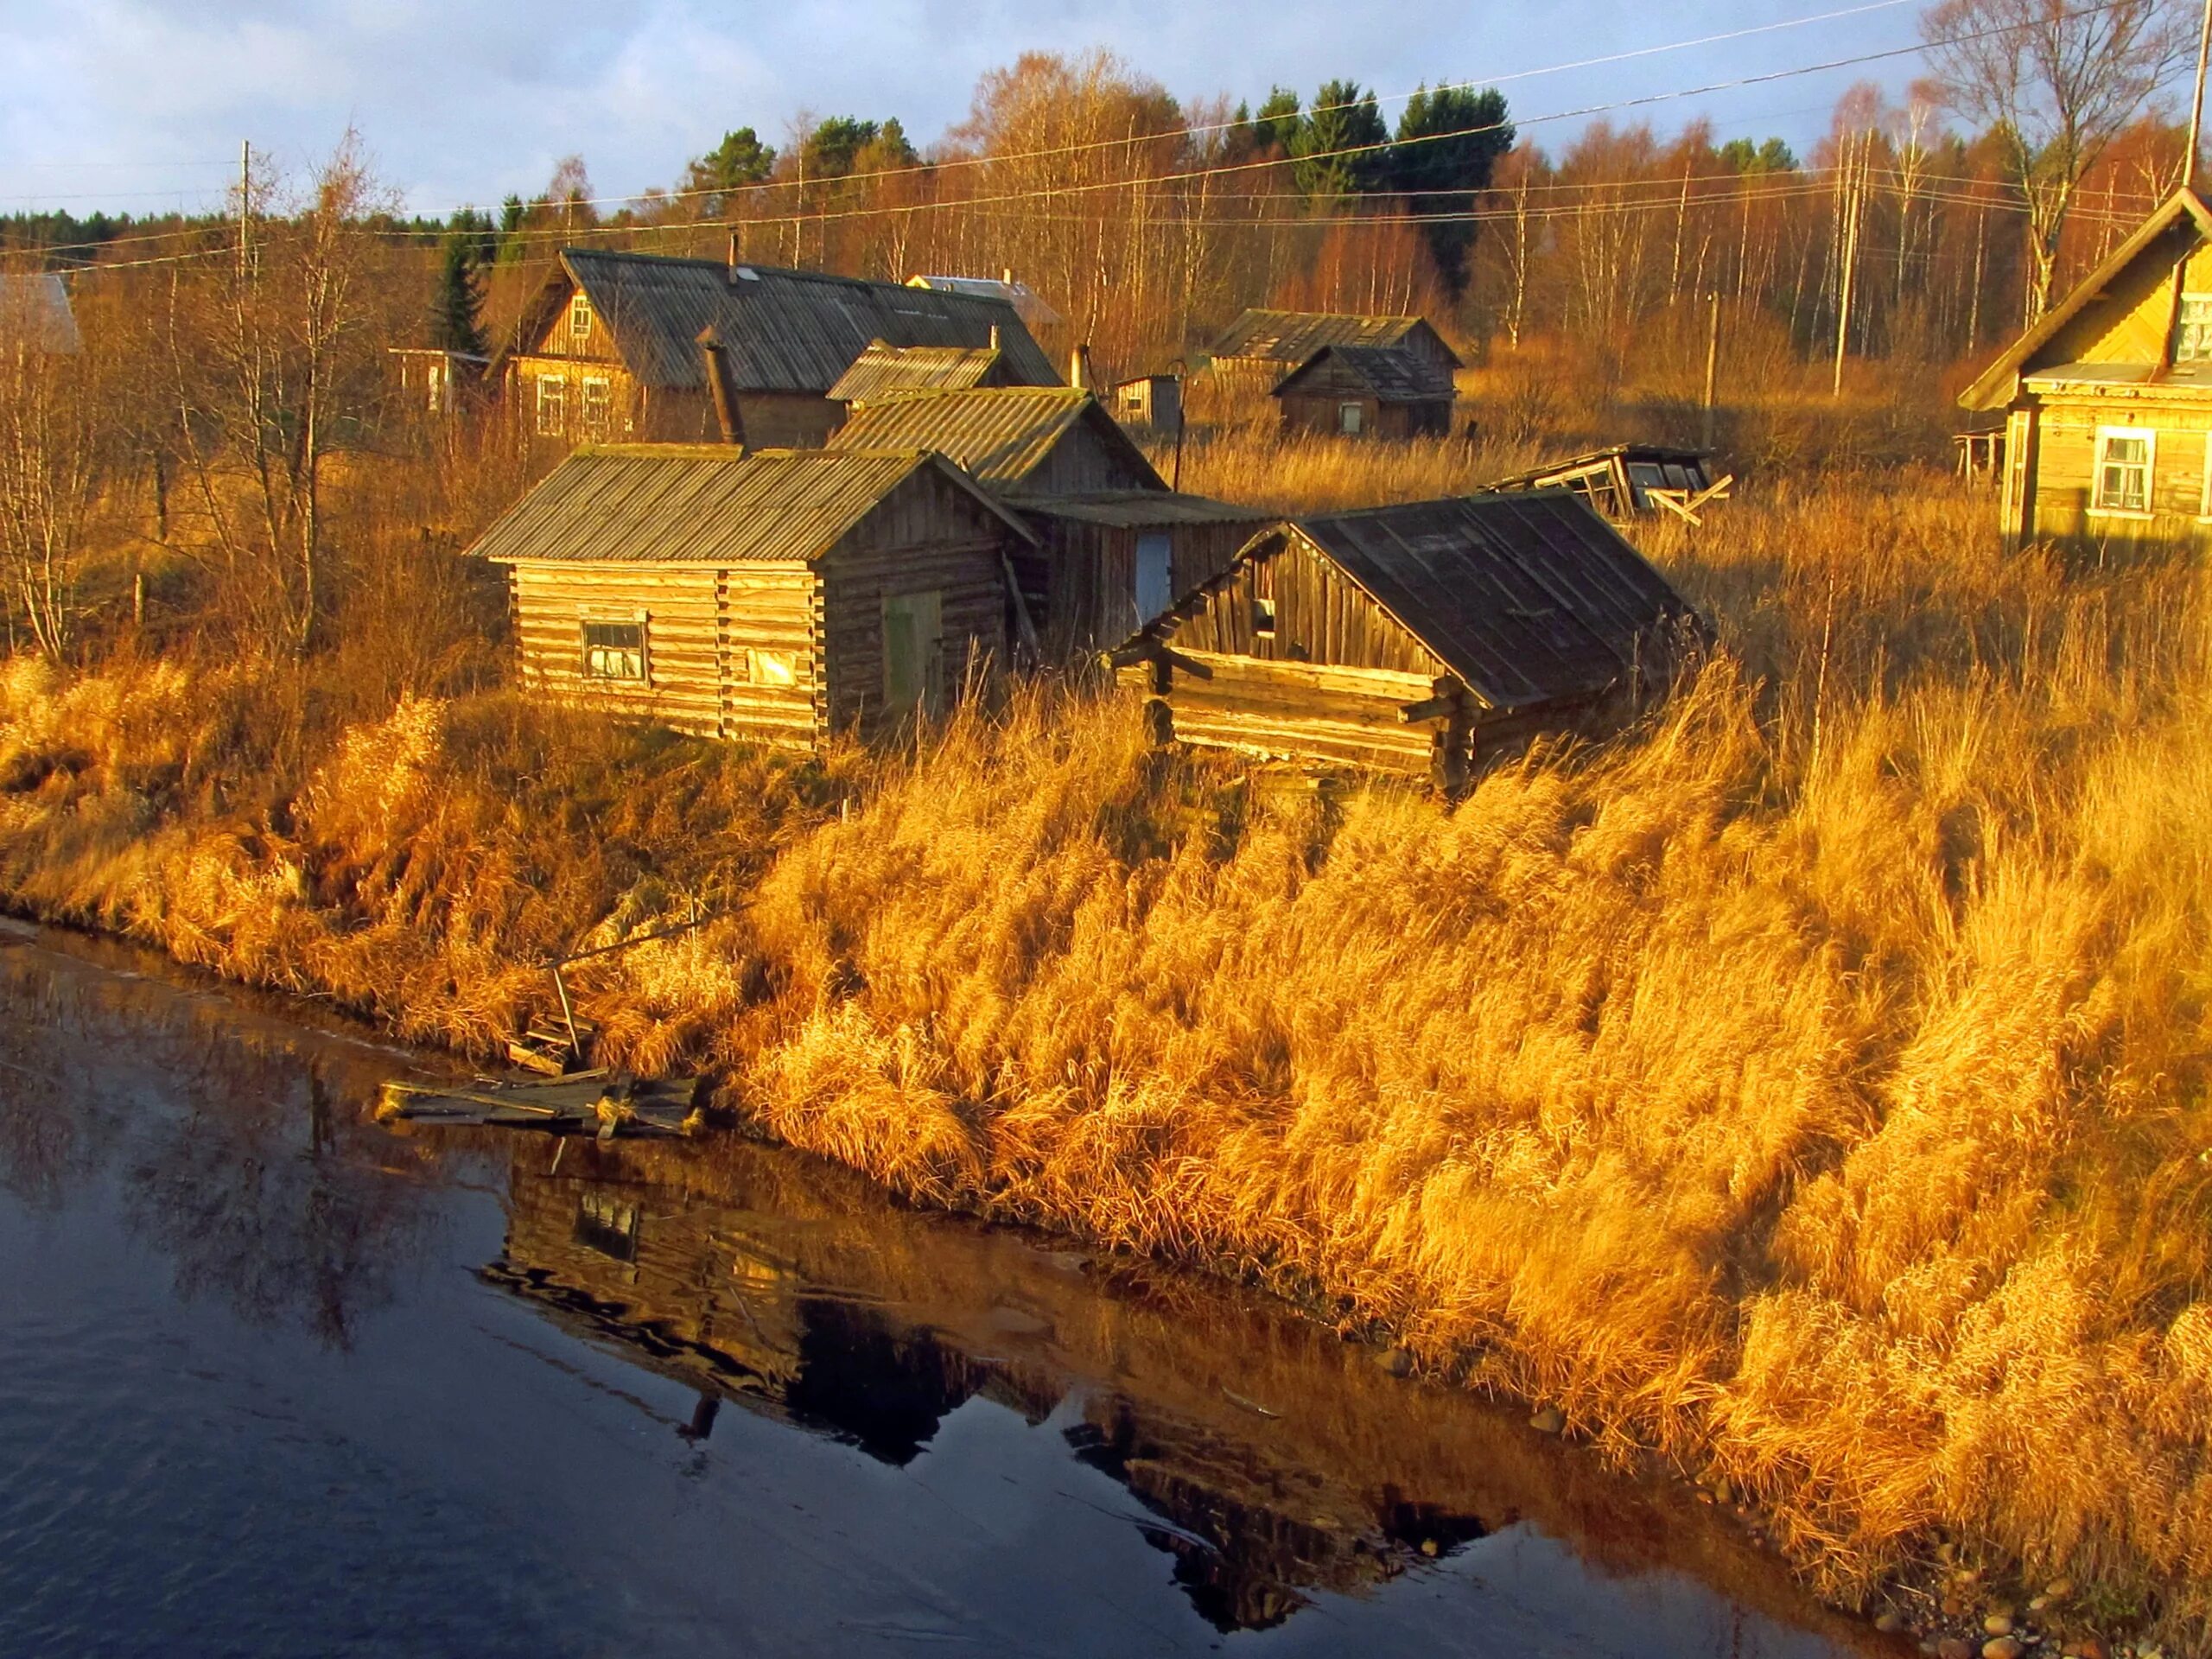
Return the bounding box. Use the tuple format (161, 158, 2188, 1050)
(1922, 0, 2191, 320)
(0, 324, 106, 662)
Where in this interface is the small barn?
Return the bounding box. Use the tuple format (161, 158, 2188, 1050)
(826, 339, 1022, 407)
(1487, 445, 1730, 524)
(1957, 186, 2212, 546)
(1272, 344, 1456, 439)
(1205, 309, 1461, 393)
(1110, 493, 1696, 786)
(464, 445, 1037, 747)
(830, 386, 1268, 651)
(1111, 374, 1182, 432)
(499, 249, 1059, 451)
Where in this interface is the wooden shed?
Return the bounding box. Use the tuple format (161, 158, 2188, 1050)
(1111, 374, 1182, 432)
(1487, 445, 1731, 524)
(830, 386, 1267, 652)
(464, 445, 1037, 747)
(499, 249, 1059, 452)
(1272, 344, 1456, 439)
(1958, 186, 2212, 547)
(1205, 309, 1460, 393)
(1110, 493, 1696, 785)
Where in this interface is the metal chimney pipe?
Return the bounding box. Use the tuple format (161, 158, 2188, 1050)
(696, 326, 745, 447)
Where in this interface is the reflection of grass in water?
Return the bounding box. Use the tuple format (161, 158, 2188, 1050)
(0, 474, 2208, 1644)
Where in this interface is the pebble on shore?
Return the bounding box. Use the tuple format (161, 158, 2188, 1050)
(1982, 1640, 2024, 1659)
(1528, 1404, 1566, 1434)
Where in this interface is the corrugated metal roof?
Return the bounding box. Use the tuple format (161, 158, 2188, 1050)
(554, 250, 1060, 394)
(1486, 445, 1713, 491)
(1013, 490, 1268, 529)
(1207, 308, 1459, 367)
(827, 340, 1005, 403)
(0, 275, 81, 354)
(465, 445, 1032, 567)
(828, 386, 1166, 490)
(906, 274, 1064, 329)
(1132, 494, 1695, 714)
(1273, 343, 1455, 404)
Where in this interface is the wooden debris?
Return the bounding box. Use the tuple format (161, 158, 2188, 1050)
(377, 1069, 709, 1138)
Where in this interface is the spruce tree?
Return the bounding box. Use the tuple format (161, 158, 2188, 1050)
(429, 233, 486, 357)
(1289, 81, 1389, 208)
(1389, 86, 1514, 300)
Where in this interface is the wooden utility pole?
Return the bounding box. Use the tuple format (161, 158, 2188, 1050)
(1833, 132, 1866, 400)
(238, 140, 251, 281)
(1701, 291, 1721, 450)
(2189, 0, 2212, 189)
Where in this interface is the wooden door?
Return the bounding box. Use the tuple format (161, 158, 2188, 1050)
(882, 590, 944, 718)
(1135, 533, 1173, 626)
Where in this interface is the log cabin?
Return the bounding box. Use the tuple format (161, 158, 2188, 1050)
(829, 386, 1268, 652)
(1205, 308, 1461, 396)
(1109, 493, 1697, 786)
(463, 445, 1037, 748)
(498, 249, 1059, 451)
(1959, 187, 2212, 548)
(1271, 344, 1456, 439)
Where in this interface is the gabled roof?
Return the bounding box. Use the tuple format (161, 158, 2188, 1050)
(1206, 308, 1462, 369)
(1959, 187, 2212, 411)
(512, 251, 1060, 395)
(1014, 490, 1267, 529)
(1125, 493, 1694, 714)
(1271, 342, 1456, 404)
(827, 386, 1166, 491)
(827, 340, 1007, 403)
(0, 275, 81, 354)
(464, 445, 1034, 567)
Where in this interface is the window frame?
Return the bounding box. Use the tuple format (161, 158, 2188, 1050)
(2089, 425, 2156, 519)
(1252, 594, 1277, 639)
(1337, 401, 1363, 435)
(569, 292, 593, 345)
(581, 374, 613, 438)
(579, 613, 649, 685)
(535, 375, 567, 437)
(2177, 293, 2212, 363)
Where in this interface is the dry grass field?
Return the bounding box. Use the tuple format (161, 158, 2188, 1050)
(1, 448, 2207, 1644)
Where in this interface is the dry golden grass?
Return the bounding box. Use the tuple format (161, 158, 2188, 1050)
(1, 465, 2208, 1645)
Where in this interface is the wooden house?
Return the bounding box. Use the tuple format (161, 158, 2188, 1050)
(388, 347, 488, 416)
(1272, 344, 1456, 439)
(826, 339, 1024, 407)
(1957, 187, 2212, 546)
(1487, 445, 1730, 524)
(499, 249, 1059, 451)
(830, 386, 1268, 651)
(1111, 374, 1182, 432)
(1205, 309, 1461, 393)
(1110, 493, 1696, 785)
(463, 445, 1037, 747)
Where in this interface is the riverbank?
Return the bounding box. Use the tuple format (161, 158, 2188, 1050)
(3, 474, 2208, 1653)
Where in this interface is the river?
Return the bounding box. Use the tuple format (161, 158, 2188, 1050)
(0, 924, 1879, 1658)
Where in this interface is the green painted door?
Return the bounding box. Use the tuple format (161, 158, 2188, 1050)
(881, 589, 944, 718)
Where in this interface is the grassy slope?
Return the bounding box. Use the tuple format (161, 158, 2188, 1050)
(1, 463, 2207, 1641)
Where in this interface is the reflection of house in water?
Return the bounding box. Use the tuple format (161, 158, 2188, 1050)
(486, 1157, 1485, 1630)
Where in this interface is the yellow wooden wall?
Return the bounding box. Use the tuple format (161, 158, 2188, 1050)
(2021, 397, 2212, 543)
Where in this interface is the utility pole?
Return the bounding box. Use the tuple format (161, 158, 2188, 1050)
(2189, 0, 2212, 189)
(1701, 291, 1720, 451)
(1833, 131, 1865, 400)
(238, 140, 251, 281)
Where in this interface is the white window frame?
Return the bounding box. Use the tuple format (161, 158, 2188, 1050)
(1338, 401, 1363, 435)
(581, 375, 612, 437)
(535, 375, 566, 436)
(580, 611, 649, 684)
(2089, 426, 2156, 519)
(569, 292, 593, 345)
(2177, 293, 2212, 362)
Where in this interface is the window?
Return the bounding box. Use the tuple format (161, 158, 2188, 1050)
(2092, 428, 2154, 515)
(1134, 534, 1172, 625)
(2177, 295, 2212, 362)
(1253, 595, 1276, 638)
(535, 376, 566, 436)
(569, 293, 592, 344)
(1338, 401, 1363, 435)
(581, 619, 646, 683)
(581, 376, 612, 438)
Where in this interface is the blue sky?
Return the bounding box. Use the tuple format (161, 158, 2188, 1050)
(1, 0, 1934, 218)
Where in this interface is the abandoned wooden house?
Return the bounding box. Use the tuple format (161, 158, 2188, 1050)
(498, 248, 1059, 450)
(826, 338, 1026, 407)
(1109, 493, 1696, 785)
(829, 385, 1267, 650)
(1205, 308, 1461, 394)
(463, 444, 1037, 747)
(1487, 445, 1731, 524)
(1958, 186, 2212, 546)
(1271, 344, 1457, 439)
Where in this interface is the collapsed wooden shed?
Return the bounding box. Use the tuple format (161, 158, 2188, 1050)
(464, 445, 1036, 747)
(1486, 445, 1731, 524)
(1110, 493, 1697, 785)
(829, 386, 1267, 652)
(1271, 344, 1457, 439)
(499, 249, 1059, 450)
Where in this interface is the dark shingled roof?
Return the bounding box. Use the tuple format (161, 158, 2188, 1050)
(827, 340, 1009, 403)
(538, 250, 1060, 395)
(828, 386, 1166, 491)
(1272, 343, 1457, 404)
(1132, 493, 1695, 714)
(463, 445, 1033, 567)
(1206, 308, 1462, 369)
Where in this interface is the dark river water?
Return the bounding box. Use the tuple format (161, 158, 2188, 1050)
(0, 925, 1878, 1659)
